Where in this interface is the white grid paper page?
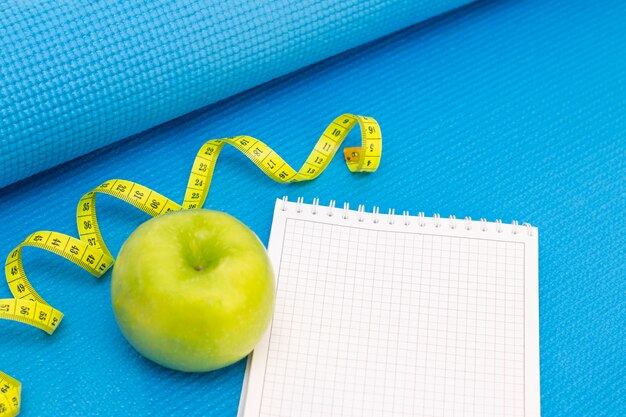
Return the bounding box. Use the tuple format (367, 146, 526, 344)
(239, 200, 539, 417)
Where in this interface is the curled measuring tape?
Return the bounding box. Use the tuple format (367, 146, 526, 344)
(0, 113, 381, 416)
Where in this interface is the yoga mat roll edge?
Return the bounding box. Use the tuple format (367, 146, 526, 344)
(0, 0, 474, 189)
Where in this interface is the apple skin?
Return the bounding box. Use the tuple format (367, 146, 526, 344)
(110, 209, 275, 372)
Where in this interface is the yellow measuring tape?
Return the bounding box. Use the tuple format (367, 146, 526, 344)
(0, 113, 381, 416)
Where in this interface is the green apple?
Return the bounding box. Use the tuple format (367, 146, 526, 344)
(110, 209, 275, 372)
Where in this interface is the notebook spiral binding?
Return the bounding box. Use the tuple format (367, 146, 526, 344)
(280, 196, 534, 236)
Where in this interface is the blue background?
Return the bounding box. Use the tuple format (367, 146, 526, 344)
(1, 0, 625, 416)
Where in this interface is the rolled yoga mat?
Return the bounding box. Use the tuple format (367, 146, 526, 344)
(0, 0, 474, 189)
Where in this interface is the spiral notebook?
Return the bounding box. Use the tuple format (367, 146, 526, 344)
(238, 198, 540, 417)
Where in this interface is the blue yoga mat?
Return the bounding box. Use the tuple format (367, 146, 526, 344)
(0, 0, 473, 189)
(1, 0, 625, 416)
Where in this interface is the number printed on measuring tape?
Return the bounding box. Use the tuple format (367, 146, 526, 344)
(0, 372, 20, 417)
(0, 113, 381, 416)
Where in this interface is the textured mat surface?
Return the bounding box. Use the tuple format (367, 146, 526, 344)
(1, 0, 625, 416)
(0, 0, 472, 189)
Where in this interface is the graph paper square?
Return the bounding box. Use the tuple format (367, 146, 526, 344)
(239, 200, 539, 417)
